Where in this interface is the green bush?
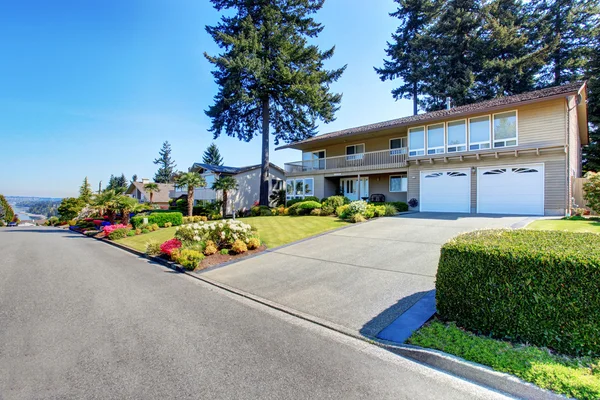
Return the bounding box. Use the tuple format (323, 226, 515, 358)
(370, 201, 409, 212)
(288, 201, 322, 215)
(220, 248, 230, 255)
(310, 208, 321, 216)
(437, 229, 600, 356)
(349, 213, 366, 223)
(335, 205, 349, 218)
(383, 204, 398, 216)
(251, 205, 272, 216)
(141, 228, 150, 234)
(146, 241, 162, 256)
(322, 195, 350, 209)
(126, 230, 136, 237)
(175, 249, 205, 270)
(108, 228, 129, 240)
(286, 198, 303, 207)
(131, 212, 183, 228)
(583, 171, 600, 214)
(320, 205, 334, 216)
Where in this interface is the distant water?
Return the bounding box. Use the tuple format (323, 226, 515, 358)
(9, 204, 45, 221)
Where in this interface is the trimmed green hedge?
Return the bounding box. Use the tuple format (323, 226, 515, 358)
(370, 201, 409, 212)
(131, 212, 183, 228)
(437, 229, 600, 356)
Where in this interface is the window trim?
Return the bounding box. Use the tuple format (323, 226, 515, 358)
(389, 137, 407, 156)
(492, 110, 519, 148)
(345, 143, 366, 161)
(468, 115, 492, 151)
(426, 123, 446, 155)
(389, 174, 408, 193)
(408, 126, 426, 157)
(446, 118, 468, 153)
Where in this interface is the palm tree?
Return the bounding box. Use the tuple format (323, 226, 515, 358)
(212, 176, 238, 217)
(176, 172, 206, 216)
(143, 182, 160, 204)
(92, 189, 119, 224)
(117, 195, 149, 225)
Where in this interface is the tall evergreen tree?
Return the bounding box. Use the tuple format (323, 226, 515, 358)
(533, 0, 598, 86)
(202, 143, 224, 166)
(131, 174, 138, 183)
(106, 174, 128, 193)
(583, 32, 600, 172)
(0, 194, 14, 224)
(375, 0, 438, 115)
(153, 141, 177, 183)
(474, 0, 549, 99)
(205, 0, 346, 205)
(79, 177, 93, 204)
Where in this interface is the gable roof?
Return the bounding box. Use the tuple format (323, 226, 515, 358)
(125, 182, 174, 204)
(190, 162, 285, 176)
(276, 82, 587, 150)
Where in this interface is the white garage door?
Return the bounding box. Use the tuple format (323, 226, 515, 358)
(477, 164, 544, 215)
(420, 169, 471, 213)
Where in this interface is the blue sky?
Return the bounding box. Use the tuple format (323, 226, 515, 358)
(0, 0, 414, 197)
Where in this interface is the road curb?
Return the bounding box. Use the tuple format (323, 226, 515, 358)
(87, 230, 565, 400)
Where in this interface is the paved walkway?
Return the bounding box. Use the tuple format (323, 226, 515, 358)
(202, 213, 529, 337)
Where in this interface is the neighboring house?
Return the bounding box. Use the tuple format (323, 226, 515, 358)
(278, 82, 588, 216)
(169, 163, 285, 214)
(125, 179, 174, 210)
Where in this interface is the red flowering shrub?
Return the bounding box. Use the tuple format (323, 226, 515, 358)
(93, 220, 103, 226)
(103, 224, 128, 236)
(160, 239, 182, 257)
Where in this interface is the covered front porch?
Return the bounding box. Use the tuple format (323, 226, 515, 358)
(324, 171, 409, 203)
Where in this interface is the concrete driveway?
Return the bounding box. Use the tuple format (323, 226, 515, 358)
(201, 213, 531, 338)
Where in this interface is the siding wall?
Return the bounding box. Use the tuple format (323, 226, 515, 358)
(407, 152, 567, 215)
(227, 167, 285, 212)
(368, 173, 409, 202)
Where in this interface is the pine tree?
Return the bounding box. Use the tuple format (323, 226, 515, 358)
(79, 177, 93, 204)
(0, 194, 13, 224)
(106, 174, 128, 193)
(205, 0, 346, 205)
(202, 143, 224, 166)
(533, 0, 598, 86)
(583, 32, 600, 172)
(153, 141, 177, 183)
(131, 174, 138, 183)
(375, 0, 438, 115)
(474, 0, 549, 99)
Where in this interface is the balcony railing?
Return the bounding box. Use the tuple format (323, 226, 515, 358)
(169, 188, 218, 201)
(284, 148, 408, 174)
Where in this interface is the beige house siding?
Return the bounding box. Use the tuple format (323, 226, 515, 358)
(368, 173, 409, 203)
(301, 128, 406, 157)
(226, 167, 285, 213)
(407, 152, 567, 215)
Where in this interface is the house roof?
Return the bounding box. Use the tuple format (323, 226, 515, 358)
(125, 182, 174, 204)
(190, 162, 285, 176)
(276, 82, 587, 150)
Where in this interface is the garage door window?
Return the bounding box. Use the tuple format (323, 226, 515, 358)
(409, 127, 425, 156)
(469, 116, 491, 150)
(493, 111, 517, 148)
(447, 120, 467, 152)
(427, 123, 445, 155)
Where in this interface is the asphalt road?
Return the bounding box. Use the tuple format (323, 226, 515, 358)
(0, 227, 510, 399)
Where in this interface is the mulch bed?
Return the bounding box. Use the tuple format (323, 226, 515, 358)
(197, 245, 267, 270)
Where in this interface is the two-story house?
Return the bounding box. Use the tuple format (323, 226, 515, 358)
(170, 162, 285, 214)
(278, 82, 588, 216)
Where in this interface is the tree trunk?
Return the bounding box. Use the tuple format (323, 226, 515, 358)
(222, 190, 228, 217)
(259, 98, 270, 206)
(187, 187, 194, 217)
(150, 193, 154, 204)
(412, 81, 418, 116)
(108, 210, 116, 225)
(122, 210, 130, 225)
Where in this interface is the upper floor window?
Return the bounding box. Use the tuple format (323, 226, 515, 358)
(493, 111, 517, 148)
(346, 144, 365, 161)
(203, 173, 216, 187)
(427, 123, 445, 155)
(447, 120, 467, 152)
(390, 137, 407, 156)
(303, 150, 326, 170)
(469, 116, 491, 150)
(408, 127, 425, 156)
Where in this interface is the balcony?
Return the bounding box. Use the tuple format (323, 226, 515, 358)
(284, 148, 408, 175)
(169, 188, 218, 201)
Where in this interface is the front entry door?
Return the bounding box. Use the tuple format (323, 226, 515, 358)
(340, 177, 369, 201)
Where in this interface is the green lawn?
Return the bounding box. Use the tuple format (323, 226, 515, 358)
(115, 216, 350, 252)
(409, 321, 600, 400)
(527, 219, 600, 233)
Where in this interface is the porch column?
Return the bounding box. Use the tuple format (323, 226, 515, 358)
(357, 174, 361, 200)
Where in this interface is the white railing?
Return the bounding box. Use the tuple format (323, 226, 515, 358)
(169, 188, 218, 201)
(284, 148, 408, 174)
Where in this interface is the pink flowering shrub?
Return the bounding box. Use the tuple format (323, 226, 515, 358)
(160, 239, 182, 257)
(103, 224, 128, 236)
(93, 220, 103, 226)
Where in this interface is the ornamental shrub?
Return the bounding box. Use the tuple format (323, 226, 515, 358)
(335, 205, 349, 218)
(146, 241, 162, 256)
(164, 222, 172, 228)
(160, 238, 182, 257)
(437, 229, 600, 356)
(247, 237, 260, 250)
(320, 205, 334, 216)
(288, 201, 321, 215)
(251, 205, 272, 217)
(347, 200, 367, 216)
(231, 239, 248, 254)
(220, 248, 230, 255)
(141, 228, 150, 234)
(174, 219, 254, 248)
(131, 212, 183, 228)
(285, 198, 304, 207)
(135, 228, 142, 235)
(364, 205, 375, 218)
(126, 230, 136, 237)
(104, 224, 128, 236)
(108, 228, 129, 240)
(204, 242, 218, 256)
(175, 249, 204, 270)
(349, 213, 366, 223)
(383, 204, 398, 216)
(583, 171, 600, 214)
(310, 209, 321, 216)
(322, 196, 349, 209)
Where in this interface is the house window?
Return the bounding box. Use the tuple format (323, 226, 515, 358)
(493, 111, 517, 148)
(203, 174, 216, 187)
(469, 116, 491, 150)
(286, 178, 314, 199)
(447, 120, 467, 152)
(302, 150, 326, 170)
(390, 138, 407, 156)
(408, 127, 425, 156)
(389, 175, 408, 192)
(427, 123, 445, 155)
(346, 144, 365, 161)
